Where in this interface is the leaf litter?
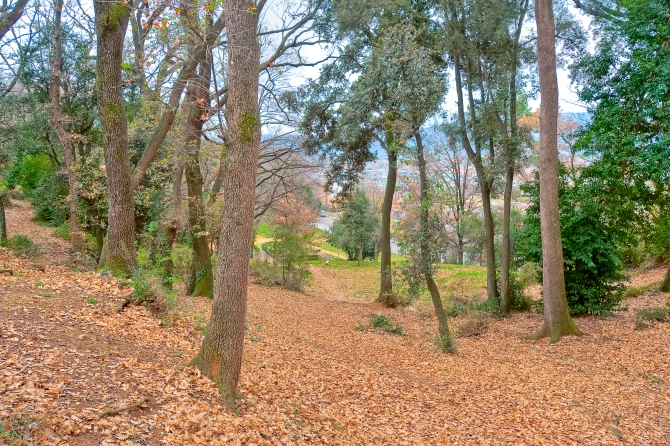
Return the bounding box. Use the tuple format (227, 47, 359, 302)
(1, 201, 669, 445)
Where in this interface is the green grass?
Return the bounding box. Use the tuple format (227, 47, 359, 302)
(318, 242, 348, 257)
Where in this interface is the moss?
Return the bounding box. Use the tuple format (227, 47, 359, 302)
(238, 112, 259, 142)
(107, 3, 129, 27)
(191, 275, 213, 299)
(105, 254, 130, 277)
(101, 102, 123, 121)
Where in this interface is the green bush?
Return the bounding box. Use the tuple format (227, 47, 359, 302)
(53, 224, 71, 240)
(366, 313, 403, 335)
(636, 307, 668, 323)
(32, 174, 68, 226)
(249, 258, 310, 291)
(516, 170, 627, 315)
(446, 301, 468, 317)
(517, 262, 540, 288)
(2, 235, 38, 257)
(508, 271, 533, 312)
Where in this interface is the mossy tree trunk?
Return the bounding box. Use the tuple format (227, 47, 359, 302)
(416, 131, 454, 353)
(0, 194, 7, 244)
(193, 0, 261, 410)
(50, 0, 83, 253)
(94, 0, 136, 275)
(661, 263, 670, 292)
(527, 0, 582, 342)
(377, 137, 397, 306)
(182, 7, 214, 298)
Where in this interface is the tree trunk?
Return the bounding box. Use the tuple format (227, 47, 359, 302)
(660, 262, 670, 292)
(183, 35, 214, 298)
(51, 0, 83, 253)
(0, 196, 7, 244)
(0, 0, 29, 42)
(528, 0, 581, 342)
(456, 232, 464, 265)
(377, 143, 397, 306)
(416, 131, 454, 353)
(480, 182, 499, 301)
(94, 0, 136, 275)
(193, 0, 260, 410)
(358, 245, 363, 266)
(500, 165, 514, 314)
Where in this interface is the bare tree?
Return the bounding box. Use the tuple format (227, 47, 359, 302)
(0, 0, 29, 41)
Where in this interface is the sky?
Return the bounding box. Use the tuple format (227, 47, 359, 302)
(284, 3, 593, 114)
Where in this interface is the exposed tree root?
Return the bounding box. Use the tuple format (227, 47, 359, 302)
(98, 396, 148, 419)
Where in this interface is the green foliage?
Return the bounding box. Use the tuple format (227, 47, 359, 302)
(357, 313, 404, 336)
(2, 235, 38, 258)
(329, 189, 379, 262)
(53, 224, 71, 240)
(636, 307, 668, 323)
(517, 169, 627, 315)
(388, 262, 424, 306)
(87, 297, 99, 305)
(32, 174, 68, 226)
(446, 301, 468, 317)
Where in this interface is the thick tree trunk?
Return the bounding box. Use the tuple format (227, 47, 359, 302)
(528, 0, 581, 342)
(377, 144, 397, 306)
(193, 0, 260, 410)
(163, 162, 183, 289)
(51, 0, 83, 253)
(660, 262, 670, 292)
(416, 131, 454, 353)
(183, 38, 214, 298)
(94, 0, 136, 275)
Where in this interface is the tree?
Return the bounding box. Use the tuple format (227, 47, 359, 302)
(414, 131, 454, 352)
(571, 0, 670, 292)
(330, 189, 379, 265)
(300, 5, 446, 305)
(193, 0, 261, 410)
(267, 194, 316, 289)
(527, 0, 581, 342)
(50, 0, 83, 252)
(0, 0, 29, 42)
(94, 0, 136, 274)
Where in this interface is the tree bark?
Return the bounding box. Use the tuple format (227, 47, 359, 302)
(527, 0, 581, 342)
(94, 0, 136, 274)
(0, 195, 7, 244)
(50, 0, 83, 253)
(377, 140, 397, 306)
(0, 0, 29, 42)
(193, 0, 260, 410)
(358, 245, 363, 266)
(183, 49, 214, 298)
(416, 131, 454, 353)
(660, 262, 670, 292)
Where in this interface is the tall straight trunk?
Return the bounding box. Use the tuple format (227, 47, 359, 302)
(661, 262, 670, 292)
(193, 0, 259, 410)
(50, 0, 83, 252)
(358, 245, 363, 266)
(416, 131, 454, 353)
(454, 55, 498, 301)
(184, 54, 214, 298)
(377, 142, 397, 306)
(480, 183, 498, 301)
(94, 0, 136, 274)
(528, 0, 581, 342)
(457, 232, 464, 265)
(500, 0, 528, 315)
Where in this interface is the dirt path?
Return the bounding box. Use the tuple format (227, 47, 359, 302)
(1, 201, 670, 445)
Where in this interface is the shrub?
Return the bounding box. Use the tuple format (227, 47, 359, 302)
(249, 257, 311, 292)
(446, 301, 468, 317)
(636, 307, 668, 323)
(516, 170, 627, 315)
(508, 271, 533, 312)
(517, 262, 540, 288)
(53, 224, 71, 240)
(31, 174, 68, 226)
(357, 313, 404, 335)
(2, 234, 38, 257)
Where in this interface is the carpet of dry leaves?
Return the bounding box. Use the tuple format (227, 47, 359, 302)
(1, 200, 669, 445)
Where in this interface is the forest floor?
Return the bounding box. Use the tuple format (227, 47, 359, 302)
(1, 199, 670, 445)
